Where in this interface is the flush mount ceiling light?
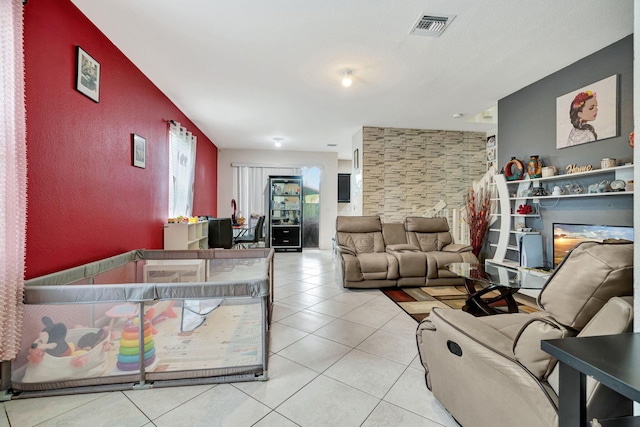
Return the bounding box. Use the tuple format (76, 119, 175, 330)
(341, 70, 353, 88)
(452, 113, 464, 118)
(273, 137, 283, 148)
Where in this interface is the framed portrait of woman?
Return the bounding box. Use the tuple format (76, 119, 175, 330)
(555, 74, 618, 149)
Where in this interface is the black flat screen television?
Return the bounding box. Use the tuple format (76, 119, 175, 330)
(338, 173, 351, 202)
(553, 223, 633, 268)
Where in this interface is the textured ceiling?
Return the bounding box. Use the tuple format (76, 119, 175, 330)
(71, 0, 633, 159)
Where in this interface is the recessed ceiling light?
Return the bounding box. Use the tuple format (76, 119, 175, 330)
(273, 137, 283, 148)
(327, 144, 337, 147)
(452, 113, 464, 118)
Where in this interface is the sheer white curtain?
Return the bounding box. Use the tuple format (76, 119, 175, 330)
(0, 0, 26, 360)
(232, 166, 301, 219)
(168, 121, 197, 218)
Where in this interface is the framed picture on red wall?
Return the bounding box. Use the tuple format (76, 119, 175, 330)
(132, 134, 146, 168)
(75, 46, 100, 103)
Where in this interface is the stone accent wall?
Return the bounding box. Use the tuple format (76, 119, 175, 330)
(362, 127, 486, 223)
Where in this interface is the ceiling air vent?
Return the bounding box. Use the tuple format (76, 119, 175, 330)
(410, 14, 456, 37)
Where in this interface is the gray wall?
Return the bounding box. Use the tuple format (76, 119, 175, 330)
(497, 35, 633, 265)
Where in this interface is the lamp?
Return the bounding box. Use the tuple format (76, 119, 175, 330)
(341, 70, 353, 88)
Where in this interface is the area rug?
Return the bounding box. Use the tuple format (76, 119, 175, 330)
(381, 285, 539, 322)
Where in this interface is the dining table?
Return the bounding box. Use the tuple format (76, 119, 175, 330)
(232, 223, 255, 245)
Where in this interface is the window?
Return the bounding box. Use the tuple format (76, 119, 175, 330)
(168, 121, 196, 218)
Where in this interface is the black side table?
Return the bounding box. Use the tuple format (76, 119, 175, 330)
(542, 333, 640, 426)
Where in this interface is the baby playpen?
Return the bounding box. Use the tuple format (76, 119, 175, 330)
(1, 248, 273, 398)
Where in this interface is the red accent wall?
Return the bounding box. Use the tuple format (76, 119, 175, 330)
(24, 0, 218, 278)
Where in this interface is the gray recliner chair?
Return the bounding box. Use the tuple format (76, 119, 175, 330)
(416, 240, 634, 427)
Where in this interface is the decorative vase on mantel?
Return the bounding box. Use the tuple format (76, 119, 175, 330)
(527, 155, 542, 178)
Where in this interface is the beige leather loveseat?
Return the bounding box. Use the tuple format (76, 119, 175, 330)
(335, 216, 478, 289)
(416, 240, 634, 427)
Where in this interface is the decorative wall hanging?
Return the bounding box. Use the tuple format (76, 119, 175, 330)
(75, 46, 100, 103)
(556, 74, 618, 149)
(486, 135, 496, 169)
(132, 134, 146, 168)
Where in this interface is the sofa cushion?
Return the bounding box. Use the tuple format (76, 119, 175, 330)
(386, 244, 419, 251)
(405, 217, 454, 252)
(337, 231, 385, 254)
(386, 247, 426, 278)
(538, 241, 633, 330)
(357, 253, 399, 280)
(442, 243, 474, 253)
(409, 232, 454, 252)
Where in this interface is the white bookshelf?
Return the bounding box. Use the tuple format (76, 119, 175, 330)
(163, 220, 209, 250)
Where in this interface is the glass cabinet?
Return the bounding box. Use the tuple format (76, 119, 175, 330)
(267, 175, 302, 252)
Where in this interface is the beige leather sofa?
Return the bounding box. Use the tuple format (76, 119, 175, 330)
(416, 240, 634, 427)
(335, 216, 478, 289)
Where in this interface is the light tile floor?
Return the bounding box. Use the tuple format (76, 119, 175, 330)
(1, 249, 459, 427)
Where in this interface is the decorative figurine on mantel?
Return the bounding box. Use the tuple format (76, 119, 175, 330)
(504, 157, 525, 181)
(566, 164, 593, 174)
(527, 155, 542, 178)
(533, 182, 547, 196)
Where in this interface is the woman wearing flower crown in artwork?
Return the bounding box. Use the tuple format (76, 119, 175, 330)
(567, 90, 598, 146)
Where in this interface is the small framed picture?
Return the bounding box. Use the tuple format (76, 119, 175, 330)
(132, 134, 146, 168)
(75, 46, 100, 103)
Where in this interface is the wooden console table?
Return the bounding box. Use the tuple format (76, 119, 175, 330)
(542, 333, 640, 426)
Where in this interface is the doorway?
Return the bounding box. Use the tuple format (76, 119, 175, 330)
(232, 165, 320, 249)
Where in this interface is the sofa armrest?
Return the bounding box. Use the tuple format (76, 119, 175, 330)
(386, 244, 420, 251)
(336, 244, 356, 257)
(513, 318, 571, 380)
(337, 252, 363, 282)
(425, 308, 515, 355)
(442, 243, 473, 253)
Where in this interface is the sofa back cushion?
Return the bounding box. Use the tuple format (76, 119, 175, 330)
(336, 216, 385, 254)
(405, 217, 449, 232)
(405, 217, 453, 252)
(336, 216, 381, 233)
(382, 223, 408, 246)
(538, 240, 633, 330)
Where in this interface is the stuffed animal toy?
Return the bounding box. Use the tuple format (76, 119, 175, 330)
(31, 316, 72, 357)
(77, 327, 109, 351)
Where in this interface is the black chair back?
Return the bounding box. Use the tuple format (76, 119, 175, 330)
(208, 218, 233, 249)
(254, 216, 265, 242)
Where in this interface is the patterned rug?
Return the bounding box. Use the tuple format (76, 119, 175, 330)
(381, 285, 539, 322)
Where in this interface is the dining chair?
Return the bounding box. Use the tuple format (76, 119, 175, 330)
(207, 217, 233, 249)
(234, 216, 265, 249)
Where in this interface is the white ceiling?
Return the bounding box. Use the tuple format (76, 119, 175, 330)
(71, 0, 633, 160)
